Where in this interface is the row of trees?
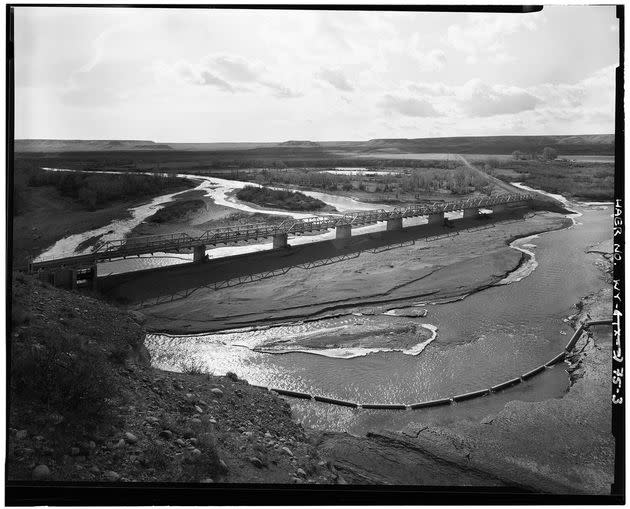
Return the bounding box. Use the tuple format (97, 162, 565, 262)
(512, 147, 559, 161)
(222, 166, 492, 197)
(26, 169, 192, 210)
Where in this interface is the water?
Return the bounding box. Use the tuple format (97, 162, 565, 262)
(147, 200, 611, 434)
(36, 167, 611, 433)
(36, 168, 390, 274)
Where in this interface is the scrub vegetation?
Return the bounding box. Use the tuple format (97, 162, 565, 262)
(147, 199, 207, 223)
(235, 185, 330, 211)
(485, 159, 614, 200)
(24, 168, 194, 211)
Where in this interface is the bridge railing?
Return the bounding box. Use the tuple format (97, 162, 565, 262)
(33, 192, 534, 269)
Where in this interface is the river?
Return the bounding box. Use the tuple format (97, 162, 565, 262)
(35, 168, 611, 434)
(145, 199, 611, 435)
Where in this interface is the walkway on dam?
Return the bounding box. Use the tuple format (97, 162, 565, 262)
(30, 192, 532, 275)
(99, 209, 533, 307)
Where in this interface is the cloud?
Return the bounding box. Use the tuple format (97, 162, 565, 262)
(447, 13, 541, 63)
(261, 81, 303, 99)
(211, 55, 262, 83)
(407, 82, 454, 96)
(317, 68, 354, 92)
(378, 94, 441, 117)
(416, 49, 447, 71)
(199, 71, 235, 93)
(173, 54, 301, 98)
(457, 79, 541, 117)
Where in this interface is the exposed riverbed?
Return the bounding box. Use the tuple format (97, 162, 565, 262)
(34, 168, 612, 439)
(144, 200, 611, 435)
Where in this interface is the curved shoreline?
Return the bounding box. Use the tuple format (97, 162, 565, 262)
(159, 319, 606, 411)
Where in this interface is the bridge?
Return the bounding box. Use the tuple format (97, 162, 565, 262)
(28, 192, 533, 288)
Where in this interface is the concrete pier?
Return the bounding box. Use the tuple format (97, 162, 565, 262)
(91, 265, 99, 291)
(272, 233, 288, 249)
(193, 244, 207, 262)
(463, 208, 478, 219)
(386, 217, 403, 231)
(335, 224, 352, 240)
(428, 212, 444, 225)
(53, 268, 77, 290)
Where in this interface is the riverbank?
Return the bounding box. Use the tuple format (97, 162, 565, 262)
(7, 274, 339, 485)
(316, 243, 614, 494)
(12, 179, 195, 266)
(124, 210, 570, 334)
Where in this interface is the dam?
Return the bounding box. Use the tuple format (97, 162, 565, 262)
(27, 192, 533, 289)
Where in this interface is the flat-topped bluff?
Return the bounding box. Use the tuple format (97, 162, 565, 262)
(14, 139, 175, 152)
(15, 134, 614, 154)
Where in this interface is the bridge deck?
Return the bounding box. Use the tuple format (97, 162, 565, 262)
(30, 192, 531, 272)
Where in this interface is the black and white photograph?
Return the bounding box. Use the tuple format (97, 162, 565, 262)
(4, 2, 625, 505)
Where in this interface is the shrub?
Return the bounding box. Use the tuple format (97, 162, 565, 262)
(11, 304, 32, 326)
(236, 186, 328, 211)
(179, 358, 207, 375)
(25, 169, 193, 210)
(542, 146, 559, 160)
(10, 332, 117, 418)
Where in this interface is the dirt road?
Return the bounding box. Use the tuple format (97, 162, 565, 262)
(457, 154, 520, 195)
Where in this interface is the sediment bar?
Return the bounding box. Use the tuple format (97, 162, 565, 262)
(253, 325, 610, 410)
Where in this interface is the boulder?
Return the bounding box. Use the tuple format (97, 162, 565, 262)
(32, 465, 51, 481)
(129, 310, 146, 325)
(124, 432, 138, 444)
(250, 457, 264, 468)
(103, 471, 120, 482)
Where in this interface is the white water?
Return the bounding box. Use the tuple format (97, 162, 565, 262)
(149, 320, 438, 361)
(497, 234, 540, 285)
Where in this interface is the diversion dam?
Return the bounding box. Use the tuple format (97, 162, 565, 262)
(28, 192, 532, 289)
(145, 200, 612, 435)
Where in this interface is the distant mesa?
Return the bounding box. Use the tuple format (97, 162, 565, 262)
(360, 135, 614, 155)
(14, 139, 174, 152)
(278, 140, 321, 148)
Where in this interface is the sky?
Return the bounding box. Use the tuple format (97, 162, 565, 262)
(14, 5, 619, 143)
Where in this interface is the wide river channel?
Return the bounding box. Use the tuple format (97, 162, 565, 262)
(38, 170, 612, 434)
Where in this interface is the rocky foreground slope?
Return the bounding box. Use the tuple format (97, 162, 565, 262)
(7, 274, 338, 484)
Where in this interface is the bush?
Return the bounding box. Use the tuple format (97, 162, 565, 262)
(236, 185, 328, 211)
(542, 147, 559, 160)
(11, 332, 117, 418)
(25, 169, 193, 210)
(148, 199, 206, 223)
